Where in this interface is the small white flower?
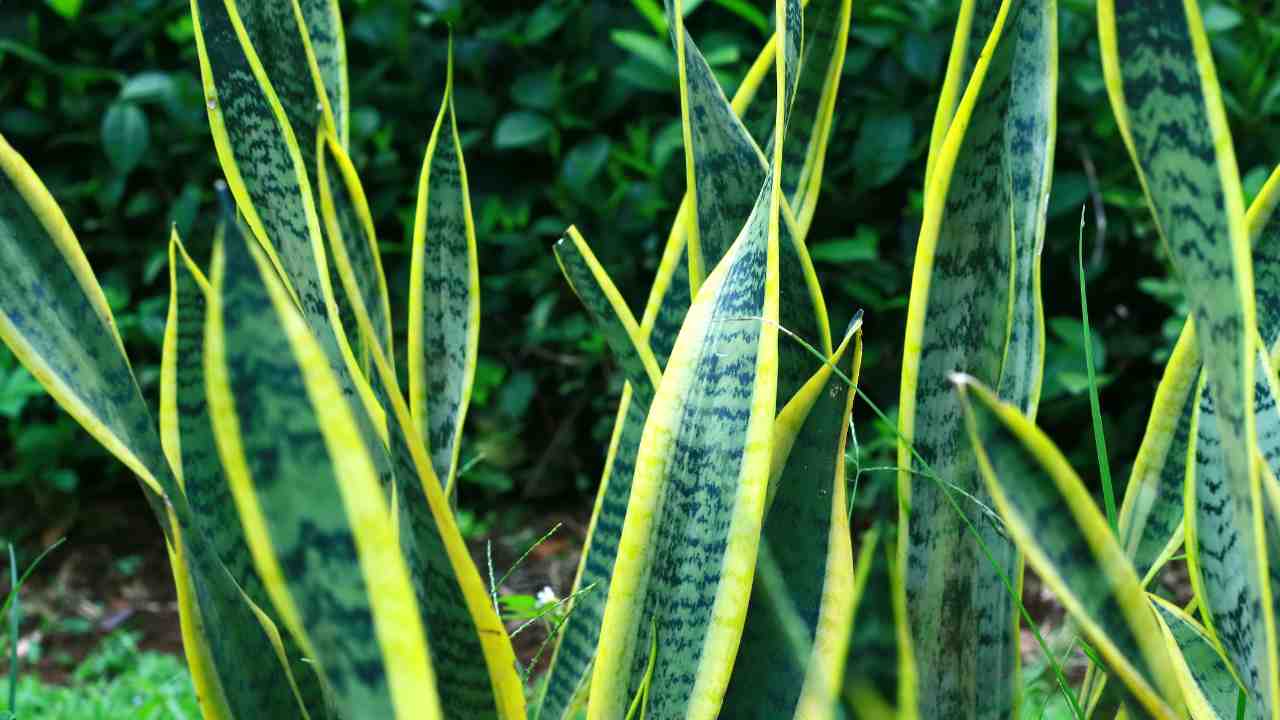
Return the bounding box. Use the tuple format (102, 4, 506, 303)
(536, 585, 558, 606)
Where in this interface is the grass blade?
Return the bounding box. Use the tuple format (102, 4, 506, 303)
(1078, 208, 1116, 532)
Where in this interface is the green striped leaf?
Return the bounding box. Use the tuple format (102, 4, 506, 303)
(721, 316, 862, 719)
(0, 131, 171, 508)
(191, 0, 380, 435)
(589, 167, 780, 719)
(295, 0, 348, 146)
(1116, 166, 1280, 588)
(896, 1, 1054, 715)
(1100, 2, 1276, 715)
(160, 233, 330, 719)
(956, 376, 1182, 718)
(554, 227, 662, 399)
(1149, 594, 1244, 719)
(408, 40, 480, 496)
(588, 2, 797, 714)
(924, 0, 1000, 188)
(317, 131, 395, 374)
(204, 209, 441, 720)
(1185, 343, 1280, 719)
(0, 133, 304, 720)
(668, 0, 801, 294)
(309, 171, 526, 718)
(539, 7, 825, 714)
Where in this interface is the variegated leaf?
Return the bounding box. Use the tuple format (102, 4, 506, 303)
(1100, 1, 1276, 715)
(957, 376, 1182, 718)
(409, 40, 480, 495)
(896, 1, 1054, 716)
(204, 210, 440, 719)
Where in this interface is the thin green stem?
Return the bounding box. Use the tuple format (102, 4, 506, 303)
(1079, 206, 1117, 534)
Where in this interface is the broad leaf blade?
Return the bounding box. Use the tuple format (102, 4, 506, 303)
(896, 1, 1054, 715)
(722, 317, 862, 719)
(957, 377, 1182, 718)
(160, 233, 329, 719)
(408, 42, 480, 496)
(204, 213, 440, 720)
(0, 132, 170, 505)
(1100, 1, 1275, 714)
(1149, 594, 1243, 719)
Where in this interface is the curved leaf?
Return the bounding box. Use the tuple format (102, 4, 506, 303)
(1149, 594, 1243, 719)
(956, 376, 1182, 718)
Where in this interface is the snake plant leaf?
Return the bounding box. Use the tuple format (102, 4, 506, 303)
(1149, 594, 1244, 720)
(160, 232, 331, 719)
(0, 131, 173, 510)
(924, 0, 1000, 188)
(540, 11, 820, 716)
(1184, 343, 1280, 719)
(776, 0, 850, 236)
(317, 131, 395, 374)
(0, 132, 308, 720)
(1117, 165, 1280, 588)
(1100, 1, 1275, 714)
(956, 375, 1183, 718)
(667, 0, 801, 294)
(191, 0, 382, 439)
(294, 0, 348, 146)
(408, 39, 480, 496)
(307, 183, 525, 720)
(896, 1, 1054, 716)
(588, 168, 780, 719)
(204, 209, 441, 720)
(722, 315, 861, 719)
(589, 2, 797, 712)
(554, 226, 662, 400)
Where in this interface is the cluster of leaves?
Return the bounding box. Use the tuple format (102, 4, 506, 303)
(1, 0, 1278, 548)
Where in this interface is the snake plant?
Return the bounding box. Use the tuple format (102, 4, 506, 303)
(0, 0, 516, 716)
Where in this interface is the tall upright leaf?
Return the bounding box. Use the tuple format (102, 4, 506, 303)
(895, 0, 1055, 716)
(588, 3, 797, 716)
(204, 213, 440, 720)
(408, 40, 480, 495)
(721, 316, 862, 719)
(1099, 1, 1276, 715)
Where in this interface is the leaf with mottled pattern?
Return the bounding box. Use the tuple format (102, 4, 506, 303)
(895, 1, 1055, 716)
(957, 375, 1182, 718)
(409, 39, 480, 497)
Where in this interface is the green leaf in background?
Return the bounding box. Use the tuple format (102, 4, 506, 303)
(561, 135, 611, 192)
(610, 29, 677, 76)
(809, 227, 877, 263)
(957, 376, 1182, 718)
(120, 72, 177, 104)
(44, 0, 84, 20)
(101, 103, 149, 175)
(493, 111, 553, 149)
(851, 111, 912, 190)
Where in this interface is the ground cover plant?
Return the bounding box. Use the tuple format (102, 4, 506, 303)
(4, 0, 1280, 719)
